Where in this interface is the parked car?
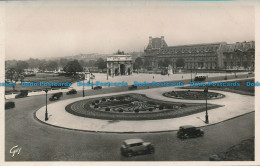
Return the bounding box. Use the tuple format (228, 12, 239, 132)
(194, 75, 206, 81)
(5, 101, 15, 109)
(15, 90, 28, 98)
(66, 89, 77, 95)
(128, 85, 137, 90)
(177, 125, 204, 139)
(49, 92, 63, 101)
(93, 86, 102, 90)
(120, 139, 154, 157)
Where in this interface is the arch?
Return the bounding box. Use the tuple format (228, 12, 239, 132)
(120, 64, 126, 75)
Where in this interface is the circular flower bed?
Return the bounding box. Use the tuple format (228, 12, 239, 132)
(65, 94, 221, 120)
(163, 90, 225, 100)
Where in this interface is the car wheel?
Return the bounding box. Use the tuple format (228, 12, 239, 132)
(148, 148, 155, 154)
(183, 134, 189, 139)
(126, 151, 133, 157)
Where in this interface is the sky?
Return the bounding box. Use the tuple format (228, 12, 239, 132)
(4, 0, 255, 60)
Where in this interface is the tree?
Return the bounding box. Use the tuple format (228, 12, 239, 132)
(63, 60, 83, 74)
(15, 61, 29, 74)
(59, 58, 69, 68)
(39, 61, 48, 72)
(86, 60, 96, 67)
(143, 58, 150, 69)
(95, 58, 106, 71)
(176, 58, 185, 68)
(133, 57, 143, 72)
(243, 61, 248, 70)
(6, 68, 16, 82)
(46, 61, 58, 71)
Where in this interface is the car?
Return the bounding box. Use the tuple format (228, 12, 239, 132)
(128, 85, 137, 90)
(5, 101, 15, 109)
(120, 139, 154, 157)
(177, 125, 204, 139)
(15, 90, 29, 98)
(66, 89, 77, 95)
(49, 92, 63, 101)
(194, 75, 206, 81)
(93, 86, 102, 90)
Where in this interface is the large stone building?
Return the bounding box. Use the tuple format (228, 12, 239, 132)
(143, 36, 255, 70)
(106, 54, 133, 76)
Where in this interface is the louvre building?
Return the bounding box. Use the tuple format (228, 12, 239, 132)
(143, 36, 255, 70)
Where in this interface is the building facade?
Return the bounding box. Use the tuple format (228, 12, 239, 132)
(143, 36, 255, 70)
(106, 54, 133, 76)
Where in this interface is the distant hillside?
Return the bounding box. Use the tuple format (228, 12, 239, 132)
(45, 51, 144, 61)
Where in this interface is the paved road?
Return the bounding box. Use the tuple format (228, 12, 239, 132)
(5, 89, 254, 161)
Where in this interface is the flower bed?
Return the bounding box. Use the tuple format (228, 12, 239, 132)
(65, 93, 222, 120)
(163, 90, 225, 100)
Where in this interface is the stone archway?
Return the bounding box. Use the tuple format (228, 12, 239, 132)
(115, 68, 119, 76)
(120, 64, 126, 75)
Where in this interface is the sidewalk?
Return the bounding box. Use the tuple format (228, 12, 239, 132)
(35, 79, 254, 132)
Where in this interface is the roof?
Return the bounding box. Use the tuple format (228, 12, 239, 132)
(146, 37, 168, 50)
(124, 139, 144, 145)
(179, 125, 196, 129)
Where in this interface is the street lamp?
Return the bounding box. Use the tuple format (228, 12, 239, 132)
(204, 86, 209, 124)
(190, 69, 193, 82)
(82, 74, 85, 97)
(90, 73, 94, 89)
(44, 88, 48, 121)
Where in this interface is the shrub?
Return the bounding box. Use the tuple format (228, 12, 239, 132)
(95, 100, 100, 103)
(149, 108, 153, 112)
(165, 105, 173, 109)
(102, 98, 106, 102)
(147, 101, 156, 105)
(110, 97, 115, 100)
(94, 105, 99, 108)
(116, 96, 125, 101)
(134, 109, 139, 113)
(118, 108, 124, 112)
(105, 108, 110, 111)
(159, 105, 164, 110)
(181, 104, 186, 107)
(91, 102, 95, 105)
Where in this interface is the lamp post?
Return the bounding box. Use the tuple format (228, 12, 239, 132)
(190, 69, 193, 82)
(44, 88, 48, 121)
(91, 73, 94, 89)
(82, 74, 85, 97)
(204, 86, 209, 124)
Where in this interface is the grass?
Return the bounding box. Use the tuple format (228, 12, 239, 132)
(5, 73, 78, 94)
(182, 78, 255, 96)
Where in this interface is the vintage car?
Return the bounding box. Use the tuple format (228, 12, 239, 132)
(5, 101, 15, 109)
(194, 75, 207, 81)
(128, 85, 137, 90)
(120, 139, 154, 157)
(177, 125, 204, 139)
(66, 89, 77, 95)
(93, 86, 102, 90)
(49, 92, 63, 101)
(15, 90, 29, 98)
